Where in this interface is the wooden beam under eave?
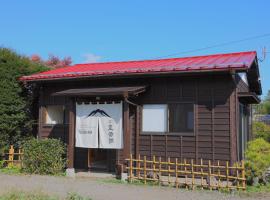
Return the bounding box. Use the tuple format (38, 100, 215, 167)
(67, 98, 75, 169)
(123, 101, 131, 162)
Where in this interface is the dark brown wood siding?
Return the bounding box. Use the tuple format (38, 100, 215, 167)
(38, 73, 237, 168)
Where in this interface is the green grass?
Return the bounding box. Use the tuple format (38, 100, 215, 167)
(0, 191, 58, 200)
(246, 184, 270, 193)
(0, 191, 92, 200)
(0, 166, 22, 175)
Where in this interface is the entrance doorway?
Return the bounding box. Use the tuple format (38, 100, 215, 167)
(74, 148, 116, 172)
(88, 149, 108, 171)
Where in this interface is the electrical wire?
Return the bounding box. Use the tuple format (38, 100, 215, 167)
(154, 33, 270, 59)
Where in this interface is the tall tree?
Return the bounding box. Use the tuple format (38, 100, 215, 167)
(30, 54, 72, 69)
(0, 48, 48, 153)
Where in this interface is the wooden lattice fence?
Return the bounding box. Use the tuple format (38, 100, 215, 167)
(2, 145, 23, 167)
(126, 154, 246, 191)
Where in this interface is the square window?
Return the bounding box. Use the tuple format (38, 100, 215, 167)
(45, 105, 64, 125)
(142, 104, 167, 132)
(168, 103, 194, 133)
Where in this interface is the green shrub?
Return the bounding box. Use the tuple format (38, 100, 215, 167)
(22, 138, 66, 175)
(245, 138, 270, 184)
(253, 121, 270, 142)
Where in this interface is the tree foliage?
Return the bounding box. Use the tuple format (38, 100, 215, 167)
(253, 121, 270, 142)
(0, 48, 48, 154)
(245, 138, 270, 184)
(253, 90, 270, 115)
(30, 54, 72, 69)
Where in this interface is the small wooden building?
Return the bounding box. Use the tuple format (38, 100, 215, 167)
(20, 51, 261, 174)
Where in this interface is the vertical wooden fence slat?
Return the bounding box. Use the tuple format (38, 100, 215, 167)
(138, 154, 141, 179)
(175, 158, 178, 188)
(226, 161, 229, 191)
(8, 145, 14, 167)
(200, 159, 203, 189)
(143, 156, 146, 184)
(208, 160, 212, 191)
(236, 162, 239, 190)
(217, 160, 220, 190)
(159, 157, 161, 186)
(191, 159, 194, 190)
(130, 154, 133, 183)
(168, 157, 171, 185)
(184, 159, 188, 189)
(153, 155, 156, 180)
(241, 160, 246, 190)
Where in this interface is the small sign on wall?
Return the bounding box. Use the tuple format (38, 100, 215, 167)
(75, 102, 123, 149)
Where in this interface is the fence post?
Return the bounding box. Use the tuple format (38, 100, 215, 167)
(138, 154, 141, 179)
(8, 145, 14, 167)
(175, 158, 178, 188)
(236, 162, 239, 190)
(18, 148, 22, 167)
(130, 154, 133, 183)
(144, 156, 146, 184)
(168, 157, 171, 185)
(184, 159, 188, 189)
(241, 160, 246, 190)
(200, 158, 203, 189)
(208, 160, 212, 191)
(191, 159, 194, 190)
(226, 161, 229, 191)
(159, 157, 161, 186)
(217, 160, 220, 190)
(153, 155, 156, 180)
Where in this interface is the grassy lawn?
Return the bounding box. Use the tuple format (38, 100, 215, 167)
(0, 191, 92, 200)
(246, 184, 270, 193)
(0, 166, 22, 175)
(99, 177, 270, 195)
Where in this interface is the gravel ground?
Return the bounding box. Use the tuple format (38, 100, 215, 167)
(0, 174, 269, 200)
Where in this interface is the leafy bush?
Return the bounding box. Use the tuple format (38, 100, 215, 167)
(22, 138, 66, 175)
(245, 138, 270, 184)
(253, 121, 270, 142)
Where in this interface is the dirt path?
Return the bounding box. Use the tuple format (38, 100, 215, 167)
(0, 174, 269, 200)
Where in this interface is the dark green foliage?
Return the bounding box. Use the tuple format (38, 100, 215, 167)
(0, 48, 48, 154)
(245, 138, 270, 184)
(22, 138, 66, 175)
(253, 90, 270, 115)
(253, 121, 270, 142)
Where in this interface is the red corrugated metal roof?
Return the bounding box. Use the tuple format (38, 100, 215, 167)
(20, 51, 257, 81)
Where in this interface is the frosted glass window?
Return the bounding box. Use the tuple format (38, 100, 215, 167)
(45, 105, 64, 125)
(142, 104, 167, 132)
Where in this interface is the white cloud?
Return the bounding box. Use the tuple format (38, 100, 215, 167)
(82, 53, 102, 63)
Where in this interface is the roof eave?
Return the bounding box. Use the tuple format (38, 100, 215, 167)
(20, 67, 248, 83)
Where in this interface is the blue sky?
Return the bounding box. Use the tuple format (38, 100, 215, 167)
(1, 0, 270, 97)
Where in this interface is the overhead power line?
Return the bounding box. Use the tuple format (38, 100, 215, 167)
(154, 33, 270, 59)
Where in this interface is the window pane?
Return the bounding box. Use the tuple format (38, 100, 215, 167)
(45, 105, 64, 124)
(169, 104, 194, 133)
(142, 104, 167, 132)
